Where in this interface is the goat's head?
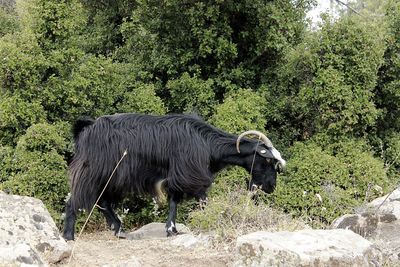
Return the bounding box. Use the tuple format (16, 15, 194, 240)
(236, 130, 286, 193)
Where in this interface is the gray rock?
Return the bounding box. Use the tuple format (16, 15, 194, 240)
(333, 187, 400, 264)
(170, 233, 211, 248)
(170, 234, 199, 248)
(127, 222, 190, 240)
(234, 229, 382, 267)
(368, 188, 400, 219)
(0, 243, 45, 266)
(0, 191, 71, 266)
(332, 212, 396, 238)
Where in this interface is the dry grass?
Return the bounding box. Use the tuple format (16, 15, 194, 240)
(188, 186, 308, 243)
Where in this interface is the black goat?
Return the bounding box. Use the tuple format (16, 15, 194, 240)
(62, 113, 286, 240)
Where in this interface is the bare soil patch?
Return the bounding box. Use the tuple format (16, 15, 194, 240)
(57, 231, 234, 267)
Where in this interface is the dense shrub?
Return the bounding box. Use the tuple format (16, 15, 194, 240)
(0, 7, 19, 36)
(271, 16, 386, 140)
(0, 123, 70, 224)
(211, 89, 266, 134)
(166, 73, 215, 117)
(1, 150, 68, 223)
(271, 140, 388, 226)
(16, 122, 70, 155)
(384, 132, 400, 169)
(17, 0, 87, 49)
(376, 1, 400, 132)
(0, 94, 46, 145)
(0, 33, 47, 94)
(119, 0, 312, 93)
(116, 82, 167, 115)
(0, 145, 14, 183)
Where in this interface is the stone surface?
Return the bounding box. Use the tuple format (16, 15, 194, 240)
(127, 222, 190, 240)
(0, 191, 71, 266)
(234, 229, 382, 267)
(332, 212, 397, 238)
(368, 188, 400, 219)
(333, 187, 400, 263)
(170, 233, 211, 248)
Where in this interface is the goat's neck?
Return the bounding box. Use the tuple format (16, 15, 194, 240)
(212, 140, 254, 171)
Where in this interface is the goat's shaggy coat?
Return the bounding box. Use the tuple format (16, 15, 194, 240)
(63, 113, 285, 240)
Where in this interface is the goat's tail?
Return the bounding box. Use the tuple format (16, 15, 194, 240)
(72, 116, 95, 140)
(154, 179, 168, 204)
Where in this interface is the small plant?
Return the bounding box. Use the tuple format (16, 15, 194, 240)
(188, 185, 306, 242)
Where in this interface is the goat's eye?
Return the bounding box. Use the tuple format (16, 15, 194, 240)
(265, 158, 272, 164)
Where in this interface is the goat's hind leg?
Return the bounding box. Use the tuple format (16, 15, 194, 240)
(166, 192, 182, 237)
(98, 199, 127, 239)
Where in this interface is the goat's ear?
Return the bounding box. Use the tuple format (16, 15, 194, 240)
(256, 147, 274, 159)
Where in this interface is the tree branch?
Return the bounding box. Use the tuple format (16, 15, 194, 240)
(333, 0, 364, 17)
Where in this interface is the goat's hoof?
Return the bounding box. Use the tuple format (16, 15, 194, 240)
(167, 230, 178, 237)
(115, 230, 127, 239)
(63, 233, 74, 241)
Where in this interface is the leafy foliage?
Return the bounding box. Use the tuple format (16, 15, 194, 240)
(0, 145, 14, 183)
(211, 89, 266, 134)
(376, 1, 400, 132)
(119, 0, 313, 94)
(0, 7, 19, 36)
(0, 123, 69, 224)
(166, 73, 215, 117)
(271, 139, 388, 227)
(0, 94, 46, 145)
(116, 82, 167, 115)
(270, 16, 386, 141)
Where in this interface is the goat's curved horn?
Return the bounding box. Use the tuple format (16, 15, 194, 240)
(236, 130, 273, 153)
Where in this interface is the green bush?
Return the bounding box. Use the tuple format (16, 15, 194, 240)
(376, 2, 400, 132)
(18, 0, 87, 49)
(271, 140, 388, 227)
(0, 33, 48, 94)
(116, 82, 167, 115)
(42, 54, 127, 121)
(210, 89, 266, 134)
(0, 145, 14, 183)
(16, 122, 70, 155)
(166, 73, 215, 117)
(0, 7, 20, 36)
(1, 150, 68, 224)
(0, 94, 46, 145)
(0, 122, 70, 225)
(272, 16, 386, 140)
(383, 132, 400, 168)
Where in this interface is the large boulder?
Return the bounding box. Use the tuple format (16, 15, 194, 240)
(368, 187, 400, 219)
(235, 229, 382, 267)
(333, 187, 400, 263)
(0, 191, 71, 266)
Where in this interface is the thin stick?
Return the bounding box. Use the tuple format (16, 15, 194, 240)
(248, 137, 262, 191)
(68, 150, 128, 264)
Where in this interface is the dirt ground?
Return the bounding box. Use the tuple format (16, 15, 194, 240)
(57, 231, 234, 267)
